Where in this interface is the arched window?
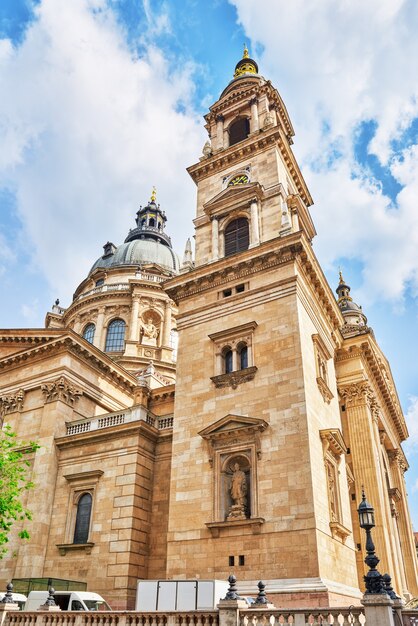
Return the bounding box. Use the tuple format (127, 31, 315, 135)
(238, 343, 248, 370)
(82, 323, 95, 344)
(73, 493, 92, 544)
(105, 318, 126, 352)
(224, 218, 249, 257)
(223, 347, 233, 374)
(229, 118, 250, 146)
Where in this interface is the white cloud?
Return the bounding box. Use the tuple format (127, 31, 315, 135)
(231, 0, 418, 305)
(404, 396, 418, 455)
(0, 0, 205, 305)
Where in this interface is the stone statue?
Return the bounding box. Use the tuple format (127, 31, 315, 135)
(142, 318, 158, 339)
(227, 462, 248, 521)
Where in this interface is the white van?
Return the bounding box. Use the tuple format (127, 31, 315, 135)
(10, 593, 27, 610)
(24, 591, 111, 611)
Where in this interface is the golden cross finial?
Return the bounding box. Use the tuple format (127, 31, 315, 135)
(150, 186, 156, 202)
(339, 268, 344, 284)
(243, 43, 249, 59)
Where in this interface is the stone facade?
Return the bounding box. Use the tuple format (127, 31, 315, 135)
(0, 51, 417, 609)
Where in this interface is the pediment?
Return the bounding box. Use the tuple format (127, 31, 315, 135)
(0, 330, 137, 390)
(203, 182, 263, 217)
(199, 413, 268, 441)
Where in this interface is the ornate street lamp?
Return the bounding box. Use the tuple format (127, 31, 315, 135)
(358, 489, 385, 594)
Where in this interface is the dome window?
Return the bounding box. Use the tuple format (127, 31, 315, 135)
(103, 242, 116, 257)
(82, 323, 95, 344)
(105, 318, 126, 352)
(224, 218, 249, 257)
(95, 278, 104, 287)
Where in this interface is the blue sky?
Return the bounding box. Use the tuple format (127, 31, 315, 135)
(1, 0, 418, 529)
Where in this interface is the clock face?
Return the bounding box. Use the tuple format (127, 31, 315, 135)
(228, 174, 249, 187)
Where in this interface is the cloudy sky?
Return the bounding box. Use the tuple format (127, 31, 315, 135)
(1, 0, 418, 526)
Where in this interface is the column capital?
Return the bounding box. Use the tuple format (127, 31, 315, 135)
(41, 376, 82, 407)
(249, 97, 258, 106)
(210, 215, 219, 221)
(216, 114, 224, 123)
(0, 388, 25, 419)
(338, 381, 375, 408)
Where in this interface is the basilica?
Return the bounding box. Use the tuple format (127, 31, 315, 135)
(0, 49, 417, 610)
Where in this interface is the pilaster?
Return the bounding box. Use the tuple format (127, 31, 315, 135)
(339, 382, 395, 584)
(388, 450, 418, 596)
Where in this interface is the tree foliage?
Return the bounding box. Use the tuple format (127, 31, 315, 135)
(0, 424, 39, 556)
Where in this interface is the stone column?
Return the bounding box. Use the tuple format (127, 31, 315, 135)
(339, 382, 394, 581)
(216, 115, 224, 150)
(250, 97, 259, 133)
(129, 296, 140, 341)
(389, 450, 418, 596)
(211, 217, 219, 261)
(162, 300, 172, 347)
(94, 307, 106, 349)
(232, 347, 238, 372)
(250, 199, 260, 247)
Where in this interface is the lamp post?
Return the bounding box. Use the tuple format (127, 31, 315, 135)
(358, 489, 385, 594)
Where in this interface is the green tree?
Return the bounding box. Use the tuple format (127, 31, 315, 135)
(0, 424, 39, 557)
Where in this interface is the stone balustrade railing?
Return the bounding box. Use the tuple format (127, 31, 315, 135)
(66, 408, 173, 436)
(240, 607, 366, 625)
(402, 612, 418, 626)
(5, 612, 219, 626)
(76, 283, 131, 301)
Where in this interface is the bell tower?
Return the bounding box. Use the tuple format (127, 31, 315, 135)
(164, 49, 360, 606)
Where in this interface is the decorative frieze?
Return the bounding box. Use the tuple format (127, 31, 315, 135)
(41, 376, 82, 406)
(0, 388, 25, 418)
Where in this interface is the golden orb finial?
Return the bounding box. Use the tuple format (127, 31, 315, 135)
(339, 268, 344, 284)
(150, 187, 157, 203)
(243, 43, 249, 59)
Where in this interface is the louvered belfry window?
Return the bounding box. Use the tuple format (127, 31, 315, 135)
(73, 493, 92, 544)
(224, 218, 250, 257)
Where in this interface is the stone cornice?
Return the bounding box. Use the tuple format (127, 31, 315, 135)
(187, 124, 313, 207)
(164, 234, 303, 304)
(0, 330, 62, 344)
(0, 331, 138, 392)
(336, 336, 408, 442)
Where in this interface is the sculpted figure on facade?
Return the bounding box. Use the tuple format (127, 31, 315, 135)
(227, 461, 248, 521)
(140, 313, 160, 346)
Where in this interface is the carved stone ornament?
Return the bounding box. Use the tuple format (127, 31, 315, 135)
(316, 376, 334, 404)
(0, 388, 25, 418)
(211, 366, 257, 389)
(338, 381, 374, 408)
(41, 376, 82, 406)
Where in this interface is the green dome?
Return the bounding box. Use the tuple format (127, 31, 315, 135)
(89, 238, 180, 275)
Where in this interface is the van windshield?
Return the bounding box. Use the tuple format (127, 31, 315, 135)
(83, 600, 112, 611)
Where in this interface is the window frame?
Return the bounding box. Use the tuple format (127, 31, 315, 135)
(56, 470, 103, 556)
(224, 217, 250, 257)
(82, 323, 96, 344)
(105, 318, 126, 352)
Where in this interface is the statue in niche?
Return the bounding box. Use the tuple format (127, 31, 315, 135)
(227, 462, 248, 521)
(326, 462, 338, 522)
(140, 314, 160, 346)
